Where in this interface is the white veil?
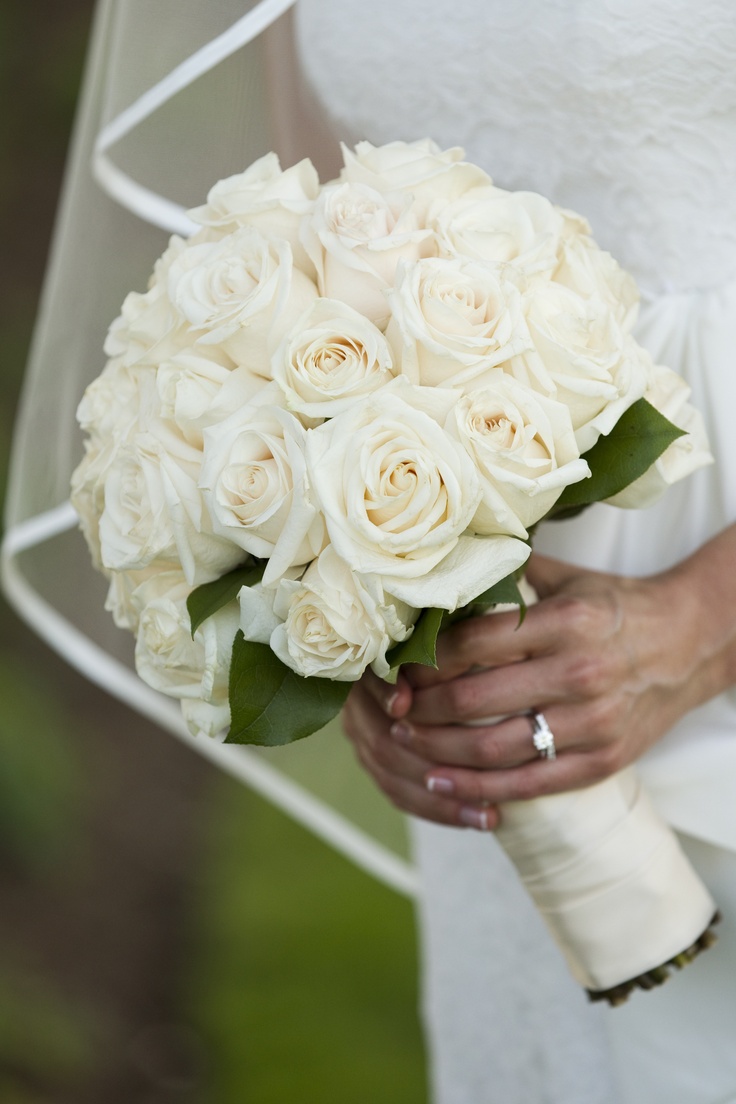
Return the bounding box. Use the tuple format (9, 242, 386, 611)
(2, 0, 414, 896)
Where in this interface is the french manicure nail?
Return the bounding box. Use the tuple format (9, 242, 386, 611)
(427, 776, 455, 795)
(459, 807, 491, 831)
(390, 721, 413, 744)
(385, 690, 400, 716)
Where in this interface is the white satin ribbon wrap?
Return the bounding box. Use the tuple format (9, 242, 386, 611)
(488, 582, 716, 992)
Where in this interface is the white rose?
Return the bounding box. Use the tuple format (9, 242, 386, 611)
(104, 281, 188, 368)
(340, 139, 490, 219)
(606, 363, 713, 508)
(77, 357, 158, 442)
(104, 565, 160, 631)
(132, 572, 238, 705)
(386, 256, 532, 389)
(98, 425, 242, 584)
(181, 699, 230, 740)
(447, 375, 590, 537)
(305, 386, 530, 608)
(554, 230, 639, 333)
(240, 546, 415, 681)
(271, 298, 395, 418)
(302, 182, 434, 326)
(199, 393, 325, 583)
(72, 360, 159, 568)
(512, 283, 647, 452)
(156, 354, 264, 448)
(187, 152, 319, 272)
(167, 227, 318, 369)
(432, 185, 564, 277)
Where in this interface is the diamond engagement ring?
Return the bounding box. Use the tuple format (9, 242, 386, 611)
(531, 712, 556, 760)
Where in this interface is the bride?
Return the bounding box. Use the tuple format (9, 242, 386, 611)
(4, 2, 735, 1102)
(294, 1, 736, 1102)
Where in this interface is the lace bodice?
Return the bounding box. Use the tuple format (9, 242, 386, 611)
(295, 0, 736, 296)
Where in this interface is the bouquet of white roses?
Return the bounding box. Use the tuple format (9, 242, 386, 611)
(72, 139, 715, 1003)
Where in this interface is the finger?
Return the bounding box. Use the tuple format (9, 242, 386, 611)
(407, 652, 592, 725)
(409, 596, 596, 692)
(357, 668, 413, 718)
(344, 682, 439, 786)
(393, 698, 603, 768)
(358, 743, 500, 830)
(406, 610, 528, 689)
(389, 712, 543, 770)
(344, 685, 500, 830)
(425, 746, 617, 806)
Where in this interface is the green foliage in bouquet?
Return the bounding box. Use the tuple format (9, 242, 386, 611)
(548, 398, 684, 518)
(228, 634, 352, 747)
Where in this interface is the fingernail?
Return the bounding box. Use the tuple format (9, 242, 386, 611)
(385, 690, 400, 716)
(459, 807, 491, 831)
(390, 721, 413, 744)
(427, 776, 455, 795)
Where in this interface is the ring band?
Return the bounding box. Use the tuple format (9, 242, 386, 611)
(531, 712, 556, 760)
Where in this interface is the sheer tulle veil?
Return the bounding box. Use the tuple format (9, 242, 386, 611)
(2, 0, 415, 894)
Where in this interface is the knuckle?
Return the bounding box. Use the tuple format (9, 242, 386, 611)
(567, 653, 608, 698)
(553, 593, 610, 641)
(509, 770, 541, 801)
(443, 679, 477, 721)
(476, 730, 505, 767)
(454, 772, 485, 803)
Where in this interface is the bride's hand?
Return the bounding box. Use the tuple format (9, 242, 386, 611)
(343, 538, 736, 828)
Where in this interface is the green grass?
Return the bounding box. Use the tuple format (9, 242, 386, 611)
(188, 780, 427, 1103)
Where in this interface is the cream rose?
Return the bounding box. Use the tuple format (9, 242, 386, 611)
(72, 360, 160, 568)
(386, 256, 532, 389)
(156, 354, 264, 449)
(98, 426, 242, 584)
(554, 230, 639, 333)
(512, 283, 647, 452)
(447, 375, 590, 536)
(271, 298, 395, 418)
(305, 386, 530, 608)
(167, 227, 318, 369)
(104, 284, 188, 369)
(188, 152, 319, 273)
(199, 392, 324, 583)
(302, 182, 434, 326)
(240, 546, 415, 681)
(104, 565, 161, 631)
(432, 185, 565, 277)
(340, 139, 489, 219)
(132, 572, 239, 706)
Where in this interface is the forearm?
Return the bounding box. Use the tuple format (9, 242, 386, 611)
(659, 521, 736, 709)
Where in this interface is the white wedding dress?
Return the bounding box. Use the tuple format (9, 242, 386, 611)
(295, 2, 736, 1102)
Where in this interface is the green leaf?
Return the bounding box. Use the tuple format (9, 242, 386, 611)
(226, 633, 352, 747)
(386, 606, 446, 671)
(465, 571, 527, 624)
(187, 561, 266, 637)
(549, 399, 686, 518)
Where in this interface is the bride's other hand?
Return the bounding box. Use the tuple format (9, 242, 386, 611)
(343, 669, 500, 830)
(343, 529, 736, 824)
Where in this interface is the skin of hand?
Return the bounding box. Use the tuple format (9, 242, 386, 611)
(342, 525, 736, 830)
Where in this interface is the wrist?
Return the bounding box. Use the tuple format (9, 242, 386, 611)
(656, 540, 736, 706)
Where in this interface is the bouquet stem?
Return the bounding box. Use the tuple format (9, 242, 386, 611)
(487, 581, 718, 1003)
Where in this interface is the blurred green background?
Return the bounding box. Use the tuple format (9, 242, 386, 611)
(0, 3, 426, 1100)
